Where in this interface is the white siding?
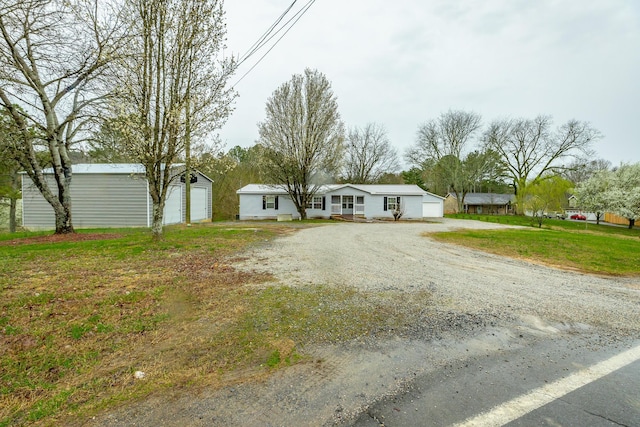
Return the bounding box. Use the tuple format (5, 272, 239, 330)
(239, 193, 305, 220)
(236, 184, 444, 220)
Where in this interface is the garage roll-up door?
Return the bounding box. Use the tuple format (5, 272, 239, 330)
(191, 187, 208, 221)
(422, 201, 442, 218)
(163, 186, 182, 224)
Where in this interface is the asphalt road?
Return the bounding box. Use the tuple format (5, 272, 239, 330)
(351, 334, 640, 427)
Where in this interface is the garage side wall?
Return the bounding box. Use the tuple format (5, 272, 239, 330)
(22, 175, 56, 229)
(364, 194, 424, 219)
(22, 173, 149, 229)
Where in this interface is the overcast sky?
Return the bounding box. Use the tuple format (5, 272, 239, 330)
(220, 0, 640, 168)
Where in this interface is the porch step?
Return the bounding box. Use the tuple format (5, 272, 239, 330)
(330, 214, 367, 222)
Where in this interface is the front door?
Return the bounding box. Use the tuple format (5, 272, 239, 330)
(342, 195, 354, 215)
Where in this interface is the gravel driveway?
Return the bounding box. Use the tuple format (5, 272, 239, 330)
(241, 219, 639, 333)
(92, 219, 640, 427)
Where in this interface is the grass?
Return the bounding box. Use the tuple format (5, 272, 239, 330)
(0, 222, 432, 426)
(436, 214, 640, 275)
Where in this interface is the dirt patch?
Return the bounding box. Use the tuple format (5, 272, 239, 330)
(0, 232, 123, 246)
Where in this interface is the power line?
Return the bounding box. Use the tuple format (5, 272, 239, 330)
(231, 0, 317, 88)
(236, 0, 298, 68)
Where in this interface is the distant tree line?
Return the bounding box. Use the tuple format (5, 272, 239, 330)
(197, 71, 607, 220)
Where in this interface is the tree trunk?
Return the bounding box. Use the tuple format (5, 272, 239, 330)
(53, 172, 75, 234)
(456, 193, 465, 214)
(54, 203, 74, 234)
(629, 218, 635, 229)
(151, 203, 164, 240)
(9, 197, 16, 233)
(297, 205, 307, 220)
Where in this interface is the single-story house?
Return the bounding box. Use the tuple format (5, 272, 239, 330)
(444, 192, 516, 215)
(236, 184, 444, 220)
(21, 163, 212, 229)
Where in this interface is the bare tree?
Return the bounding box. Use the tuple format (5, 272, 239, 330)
(110, 0, 235, 238)
(484, 116, 601, 214)
(0, 0, 126, 233)
(259, 68, 345, 220)
(342, 123, 399, 184)
(406, 110, 487, 212)
(561, 157, 611, 185)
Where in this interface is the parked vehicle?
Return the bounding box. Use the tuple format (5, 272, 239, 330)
(544, 211, 567, 220)
(570, 213, 586, 220)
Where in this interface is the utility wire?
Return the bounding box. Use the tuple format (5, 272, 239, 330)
(236, 0, 298, 68)
(231, 0, 317, 88)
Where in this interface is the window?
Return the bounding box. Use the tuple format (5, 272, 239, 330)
(387, 196, 400, 211)
(263, 195, 276, 209)
(306, 196, 323, 210)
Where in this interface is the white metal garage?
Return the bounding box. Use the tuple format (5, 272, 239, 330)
(21, 164, 213, 229)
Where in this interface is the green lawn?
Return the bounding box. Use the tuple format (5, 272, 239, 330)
(436, 214, 640, 275)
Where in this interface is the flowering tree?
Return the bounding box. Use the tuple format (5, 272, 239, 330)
(111, 0, 235, 238)
(575, 163, 640, 229)
(258, 69, 345, 220)
(0, 0, 126, 233)
(574, 170, 613, 225)
(608, 164, 640, 229)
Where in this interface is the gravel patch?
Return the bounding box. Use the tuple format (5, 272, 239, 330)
(238, 219, 639, 336)
(89, 218, 640, 427)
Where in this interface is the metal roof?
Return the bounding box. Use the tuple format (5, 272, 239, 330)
(236, 184, 338, 194)
(448, 192, 515, 205)
(49, 164, 147, 174)
(32, 163, 212, 182)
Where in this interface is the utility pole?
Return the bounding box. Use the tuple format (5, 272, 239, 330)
(185, 91, 191, 226)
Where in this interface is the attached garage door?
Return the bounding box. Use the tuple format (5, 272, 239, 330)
(422, 201, 442, 218)
(163, 186, 182, 224)
(191, 187, 208, 221)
